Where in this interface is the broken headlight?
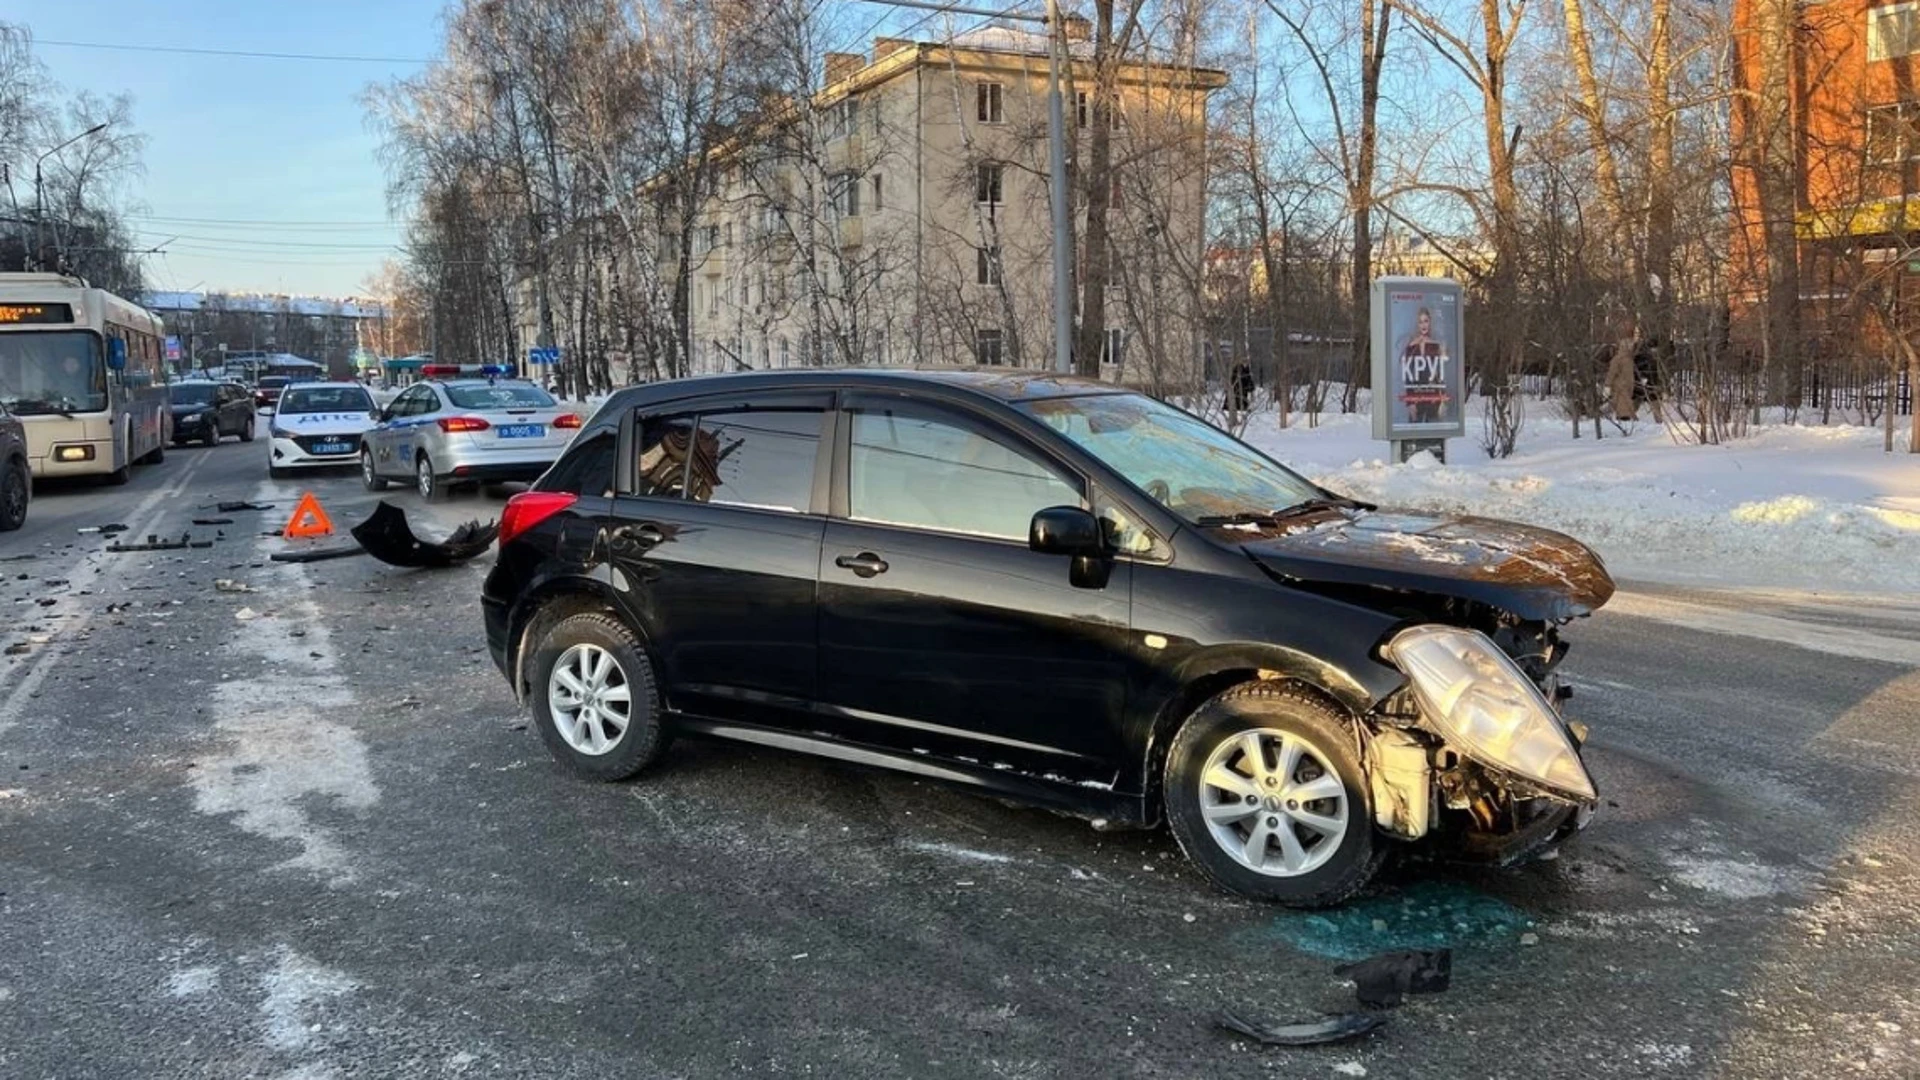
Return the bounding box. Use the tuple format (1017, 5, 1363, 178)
(1384, 624, 1597, 803)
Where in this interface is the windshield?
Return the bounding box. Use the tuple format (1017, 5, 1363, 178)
(278, 386, 373, 414)
(1018, 393, 1323, 523)
(447, 383, 554, 409)
(170, 383, 218, 406)
(0, 331, 109, 415)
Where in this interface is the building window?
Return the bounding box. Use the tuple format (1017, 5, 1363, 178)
(1074, 91, 1124, 129)
(1866, 101, 1920, 164)
(870, 173, 884, 212)
(977, 81, 1004, 124)
(1100, 327, 1125, 367)
(834, 96, 860, 138)
(976, 245, 1001, 286)
(976, 162, 1004, 207)
(834, 172, 862, 217)
(975, 328, 1004, 366)
(1871, 3, 1920, 61)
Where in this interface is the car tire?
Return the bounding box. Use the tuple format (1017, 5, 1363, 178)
(239, 416, 255, 443)
(204, 426, 220, 447)
(416, 453, 442, 502)
(528, 611, 665, 782)
(0, 459, 28, 531)
(1163, 682, 1384, 908)
(361, 447, 388, 491)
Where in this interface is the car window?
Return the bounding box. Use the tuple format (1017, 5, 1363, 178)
(413, 388, 442, 416)
(280, 386, 373, 414)
(635, 416, 697, 498)
(541, 429, 617, 498)
(848, 406, 1081, 540)
(446, 383, 554, 410)
(688, 410, 821, 513)
(170, 383, 217, 405)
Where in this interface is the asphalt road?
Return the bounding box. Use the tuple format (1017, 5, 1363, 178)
(1, 432, 1917, 1078)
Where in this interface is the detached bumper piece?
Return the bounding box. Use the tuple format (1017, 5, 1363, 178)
(349, 500, 499, 568)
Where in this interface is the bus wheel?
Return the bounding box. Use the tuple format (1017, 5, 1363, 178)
(106, 421, 132, 485)
(142, 441, 165, 465)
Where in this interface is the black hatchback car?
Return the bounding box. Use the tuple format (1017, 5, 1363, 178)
(169, 380, 257, 446)
(484, 370, 1615, 906)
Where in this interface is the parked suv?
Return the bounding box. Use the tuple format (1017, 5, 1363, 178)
(169, 380, 257, 446)
(0, 402, 28, 531)
(483, 370, 1615, 906)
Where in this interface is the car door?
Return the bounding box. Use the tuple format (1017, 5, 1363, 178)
(220, 384, 247, 434)
(602, 392, 831, 730)
(370, 387, 419, 475)
(815, 394, 1133, 786)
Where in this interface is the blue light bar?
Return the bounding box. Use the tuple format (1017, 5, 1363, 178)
(478, 364, 512, 376)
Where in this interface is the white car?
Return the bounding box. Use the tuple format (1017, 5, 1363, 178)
(268, 382, 380, 479)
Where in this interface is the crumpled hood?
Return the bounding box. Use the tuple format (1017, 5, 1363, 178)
(1239, 511, 1615, 622)
(271, 412, 377, 437)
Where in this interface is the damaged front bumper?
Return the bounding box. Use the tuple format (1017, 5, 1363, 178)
(1365, 623, 1599, 863)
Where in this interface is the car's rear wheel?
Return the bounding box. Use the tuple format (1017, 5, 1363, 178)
(416, 453, 441, 502)
(361, 447, 388, 491)
(1164, 683, 1383, 907)
(239, 416, 255, 443)
(529, 612, 664, 781)
(0, 459, 28, 531)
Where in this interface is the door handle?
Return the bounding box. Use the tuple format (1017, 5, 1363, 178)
(611, 522, 667, 547)
(834, 552, 889, 578)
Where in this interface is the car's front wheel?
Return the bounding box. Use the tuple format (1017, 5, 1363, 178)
(239, 416, 254, 443)
(529, 612, 664, 781)
(0, 459, 28, 531)
(1164, 683, 1383, 907)
(361, 447, 388, 491)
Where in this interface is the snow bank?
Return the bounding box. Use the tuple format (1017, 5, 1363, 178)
(1244, 408, 1920, 593)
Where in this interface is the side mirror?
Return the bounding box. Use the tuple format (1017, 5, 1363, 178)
(106, 338, 127, 371)
(1029, 505, 1105, 557)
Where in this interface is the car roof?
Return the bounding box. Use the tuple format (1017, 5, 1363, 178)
(604, 367, 1127, 410)
(427, 377, 542, 388)
(282, 381, 370, 391)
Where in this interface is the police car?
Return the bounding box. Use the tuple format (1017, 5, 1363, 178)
(267, 381, 381, 480)
(360, 366, 585, 501)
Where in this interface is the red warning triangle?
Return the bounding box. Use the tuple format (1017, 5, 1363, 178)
(282, 492, 336, 539)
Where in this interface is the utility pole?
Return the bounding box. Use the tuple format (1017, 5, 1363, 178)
(859, 0, 1074, 372)
(33, 123, 109, 272)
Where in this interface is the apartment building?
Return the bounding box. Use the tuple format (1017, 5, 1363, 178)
(661, 26, 1226, 381)
(1731, 1, 1920, 342)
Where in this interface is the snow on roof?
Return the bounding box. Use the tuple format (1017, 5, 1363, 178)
(142, 291, 388, 319)
(949, 25, 1095, 59)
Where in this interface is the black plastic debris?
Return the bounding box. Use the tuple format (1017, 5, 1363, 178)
(1335, 949, 1453, 1009)
(191, 517, 235, 526)
(1217, 1008, 1386, 1047)
(76, 523, 129, 535)
(106, 538, 190, 553)
(270, 545, 368, 564)
(213, 501, 275, 513)
(350, 501, 499, 568)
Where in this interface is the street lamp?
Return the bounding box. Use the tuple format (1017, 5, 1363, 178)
(34, 122, 110, 272)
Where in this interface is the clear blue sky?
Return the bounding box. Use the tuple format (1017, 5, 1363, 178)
(1, 0, 438, 299)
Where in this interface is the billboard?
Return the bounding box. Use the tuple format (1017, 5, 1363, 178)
(1370, 277, 1466, 441)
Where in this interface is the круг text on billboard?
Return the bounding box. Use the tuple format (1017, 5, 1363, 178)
(1370, 277, 1466, 441)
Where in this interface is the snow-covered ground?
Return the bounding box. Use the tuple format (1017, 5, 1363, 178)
(1244, 402, 1920, 594)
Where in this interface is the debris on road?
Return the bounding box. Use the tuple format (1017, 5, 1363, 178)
(75, 523, 129, 536)
(234, 607, 261, 622)
(1335, 950, 1453, 1009)
(213, 579, 255, 593)
(351, 501, 499, 568)
(1217, 1008, 1386, 1047)
(3, 643, 28, 655)
(212, 501, 275, 513)
(191, 517, 235, 526)
(269, 545, 368, 564)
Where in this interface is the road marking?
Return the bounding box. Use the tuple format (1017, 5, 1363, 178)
(0, 453, 214, 739)
(1605, 591, 1920, 668)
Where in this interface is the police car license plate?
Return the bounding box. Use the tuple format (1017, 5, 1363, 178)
(313, 441, 352, 455)
(499, 424, 544, 439)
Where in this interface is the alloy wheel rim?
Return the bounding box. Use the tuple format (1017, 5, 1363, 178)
(547, 644, 632, 756)
(363, 451, 377, 485)
(417, 460, 433, 498)
(1197, 727, 1349, 877)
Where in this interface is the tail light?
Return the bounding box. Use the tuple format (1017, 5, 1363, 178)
(553, 413, 584, 429)
(499, 491, 578, 546)
(437, 415, 491, 433)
